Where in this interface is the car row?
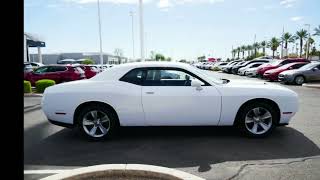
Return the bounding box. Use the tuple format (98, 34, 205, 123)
(215, 58, 320, 85)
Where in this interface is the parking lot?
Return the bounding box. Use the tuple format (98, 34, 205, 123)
(24, 70, 320, 180)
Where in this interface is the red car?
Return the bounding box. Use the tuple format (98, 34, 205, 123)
(257, 58, 309, 78)
(79, 65, 100, 79)
(24, 64, 86, 86)
(263, 62, 309, 81)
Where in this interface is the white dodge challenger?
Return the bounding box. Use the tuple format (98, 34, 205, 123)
(41, 62, 299, 140)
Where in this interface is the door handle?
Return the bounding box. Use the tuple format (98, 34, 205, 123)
(146, 92, 154, 94)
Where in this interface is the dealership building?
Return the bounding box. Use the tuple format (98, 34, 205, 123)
(24, 32, 129, 65)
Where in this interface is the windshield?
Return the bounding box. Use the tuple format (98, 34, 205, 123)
(188, 65, 225, 84)
(269, 60, 283, 66)
(299, 63, 319, 70)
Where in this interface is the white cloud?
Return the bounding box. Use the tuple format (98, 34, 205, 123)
(280, 0, 296, 8)
(290, 16, 303, 21)
(157, 0, 173, 8)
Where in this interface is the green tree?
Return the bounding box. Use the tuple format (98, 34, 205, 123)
(81, 58, 94, 65)
(269, 37, 280, 58)
(247, 45, 252, 57)
(253, 42, 260, 58)
(295, 29, 308, 57)
(155, 53, 165, 61)
(241, 45, 246, 59)
(313, 25, 320, 36)
(166, 57, 172, 61)
(260, 41, 266, 55)
(231, 49, 237, 59)
(237, 47, 241, 59)
(281, 32, 295, 49)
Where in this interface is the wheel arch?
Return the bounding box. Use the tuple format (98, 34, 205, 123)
(234, 98, 281, 126)
(73, 101, 120, 126)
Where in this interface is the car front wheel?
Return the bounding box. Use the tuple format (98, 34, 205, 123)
(294, 75, 305, 85)
(237, 102, 277, 138)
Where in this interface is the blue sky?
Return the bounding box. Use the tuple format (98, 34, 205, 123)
(25, 0, 320, 60)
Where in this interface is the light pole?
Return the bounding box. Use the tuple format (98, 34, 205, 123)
(304, 24, 311, 60)
(139, 0, 145, 61)
(281, 26, 284, 58)
(129, 11, 135, 60)
(97, 0, 104, 65)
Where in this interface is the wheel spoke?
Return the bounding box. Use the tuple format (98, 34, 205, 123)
(91, 111, 98, 120)
(252, 123, 258, 133)
(260, 112, 272, 120)
(89, 126, 97, 136)
(83, 119, 94, 126)
(100, 116, 109, 123)
(253, 108, 260, 116)
(245, 117, 254, 123)
(259, 122, 269, 130)
(99, 125, 108, 134)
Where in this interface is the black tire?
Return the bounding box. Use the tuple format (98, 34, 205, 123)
(76, 104, 118, 141)
(294, 75, 305, 85)
(236, 101, 278, 138)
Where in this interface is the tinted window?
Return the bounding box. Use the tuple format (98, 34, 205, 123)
(292, 63, 306, 69)
(34, 67, 49, 74)
(53, 66, 67, 72)
(252, 64, 262, 68)
(120, 69, 144, 85)
(144, 69, 202, 86)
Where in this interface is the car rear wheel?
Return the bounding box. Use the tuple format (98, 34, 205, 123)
(76, 104, 118, 141)
(237, 102, 277, 138)
(294, 75, 305, 85)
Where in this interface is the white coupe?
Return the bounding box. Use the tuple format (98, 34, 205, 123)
(42, 62, 299, 140)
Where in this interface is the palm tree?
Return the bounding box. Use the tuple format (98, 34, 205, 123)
(313, 25, 320, 36)
(237, 47, 241, 59)
(295, 29, 308, 57)
(269, 37, 280, 58)
(241, 45, 246, 59)
(253, 42, 260, 58)
(231, 49, 237, 59)
(260, 41, 266, 55)
(247, 45, 253, 57)
(281, 32, 295, 49)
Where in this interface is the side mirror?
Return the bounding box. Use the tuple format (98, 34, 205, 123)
(191, 80, 203, 91)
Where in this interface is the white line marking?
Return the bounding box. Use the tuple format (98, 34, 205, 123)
(24, 170, 69, 174)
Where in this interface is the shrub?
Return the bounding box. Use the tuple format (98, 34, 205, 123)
(81, 59, 95, 65)
(35, 79, 55, 93)
(211, 67, 221, 71)
(24, 81, 32, 93)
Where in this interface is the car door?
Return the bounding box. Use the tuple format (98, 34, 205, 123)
(141, 67, 221, 126)
(30, 66, 50, 83)
(310, 64, 320, 81)
(44, 66, 64, 83)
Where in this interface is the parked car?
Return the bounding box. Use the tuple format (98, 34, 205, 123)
(24, 64, 86, 86)
(203, 62, 216, 70)
(246, 66, 263, 77)
(57, 59, 76, 64)
(30, 62, 44, 68)
(42, 62, 298, 140)
(212, 62, 228, 69)
(223, 60, 243, 73)
(231, 59, 270, 74)
(80, 65, 100, 79)
(263, 62, 309, 81)
(238, 62, 265, 76)
(24, 62, 33, 80)
(256, 58, 310, 78)
(278, 62, 320, 85)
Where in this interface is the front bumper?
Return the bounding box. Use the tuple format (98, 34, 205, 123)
(263, 73, 278, 81)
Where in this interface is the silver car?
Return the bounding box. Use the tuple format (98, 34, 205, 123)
(278, 62, 320, 85)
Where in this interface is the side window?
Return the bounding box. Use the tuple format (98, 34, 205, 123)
(144, 69, 202, 86)
(252, 64, 261, 68)
(34, 67, 49, 74)
(292, 64, 305, 69)
(120, 69, 144, 85)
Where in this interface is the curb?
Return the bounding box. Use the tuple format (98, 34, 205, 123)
(24, 93, 43, 97)
(302, 83, 320, 89)
(40, 164, 205, 180)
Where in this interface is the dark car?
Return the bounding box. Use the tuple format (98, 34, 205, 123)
(257, 58, 310, 78)
(24, 64, 86, 86)
(79, 65, 100, 79)
(231, 59, 270, 74)
(278, 62, 320, 85)
(222, 60, 243, 73)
